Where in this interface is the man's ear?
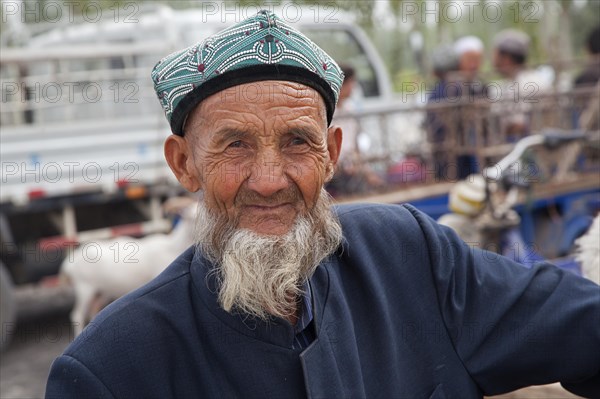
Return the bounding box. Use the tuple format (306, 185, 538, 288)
(164, 135, 202, 192)
(325, 125, 343, 180)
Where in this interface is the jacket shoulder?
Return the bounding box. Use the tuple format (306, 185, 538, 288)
(334, 203, 430, 242)
(335, 202, 418, 223)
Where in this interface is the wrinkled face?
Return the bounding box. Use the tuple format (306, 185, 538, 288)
(166, 81, 341, 236)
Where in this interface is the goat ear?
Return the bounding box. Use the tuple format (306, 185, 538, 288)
(164, 135, 202, 192)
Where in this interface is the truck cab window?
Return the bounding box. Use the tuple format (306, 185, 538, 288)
(304, 27, 380, 98)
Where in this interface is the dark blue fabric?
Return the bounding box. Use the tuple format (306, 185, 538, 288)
(292, 282, 314, 350)
(46, 204, 600, 399)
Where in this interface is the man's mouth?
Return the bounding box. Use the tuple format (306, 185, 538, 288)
(244, 203, 292, 212)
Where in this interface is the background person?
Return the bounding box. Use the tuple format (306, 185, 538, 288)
(492, 29, 553, 141)
(424, 45, 459, 179)
(425, 40, 485, 180)
(574, 25, 600, 88)
(453, 35, 488, 177)
(454, 35, 487, 97)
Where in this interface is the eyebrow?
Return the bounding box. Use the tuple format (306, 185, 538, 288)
(211, 128, 252, 146)
(211, 125, 323, 146)
(284, 126, 322, 143)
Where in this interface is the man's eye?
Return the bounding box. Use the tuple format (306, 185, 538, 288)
(290, 137, 307, 146)
(228, 140, 244, 148)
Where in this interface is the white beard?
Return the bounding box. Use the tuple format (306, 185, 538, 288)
(194, 189, 342, 320)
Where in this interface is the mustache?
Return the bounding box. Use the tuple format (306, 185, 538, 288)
(199, 186, 304, 255)
(234, 186, 302, 207)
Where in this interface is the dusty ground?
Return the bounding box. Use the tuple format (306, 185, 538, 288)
(1, 284, 74, 399)
(0, 285, 585, 399)
(0, 313, 73, 398)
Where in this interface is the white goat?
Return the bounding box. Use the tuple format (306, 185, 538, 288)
(62, 203, 197, 335)
(575, 215, 600, 285)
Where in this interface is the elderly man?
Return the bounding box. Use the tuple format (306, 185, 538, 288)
(46, 11, 599, 399)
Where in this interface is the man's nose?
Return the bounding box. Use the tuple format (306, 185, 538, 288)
(246, 156, 291, 198)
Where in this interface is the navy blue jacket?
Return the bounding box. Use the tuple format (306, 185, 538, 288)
(46, 204, 600, 398)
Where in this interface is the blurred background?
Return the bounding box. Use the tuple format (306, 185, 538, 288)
(3, 0, 600, 86)
(1, 1, 599, 397)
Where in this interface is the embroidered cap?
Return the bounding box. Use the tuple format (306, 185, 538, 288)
(151, 10, 344, 136)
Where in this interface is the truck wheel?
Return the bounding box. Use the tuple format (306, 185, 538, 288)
(0, 263, 16, 352)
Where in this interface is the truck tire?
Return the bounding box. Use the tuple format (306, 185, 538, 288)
(1, 263, 16, 352)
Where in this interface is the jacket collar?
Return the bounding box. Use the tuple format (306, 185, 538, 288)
(189, 248, 332, 349)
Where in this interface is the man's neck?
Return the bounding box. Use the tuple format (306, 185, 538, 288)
(284, 294, 301, 326)
(284, 305, 299, 326)
(265, 294, 299, 326)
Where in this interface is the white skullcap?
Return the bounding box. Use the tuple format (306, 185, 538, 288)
(454, 36, 484, 56)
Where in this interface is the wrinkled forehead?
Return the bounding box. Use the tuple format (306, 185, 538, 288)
(185, 80, 327, 133)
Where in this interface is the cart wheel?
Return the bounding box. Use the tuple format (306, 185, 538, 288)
(0, 263, 16, 352)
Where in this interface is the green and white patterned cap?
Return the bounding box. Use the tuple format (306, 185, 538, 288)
(151, 10, 344, 136)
